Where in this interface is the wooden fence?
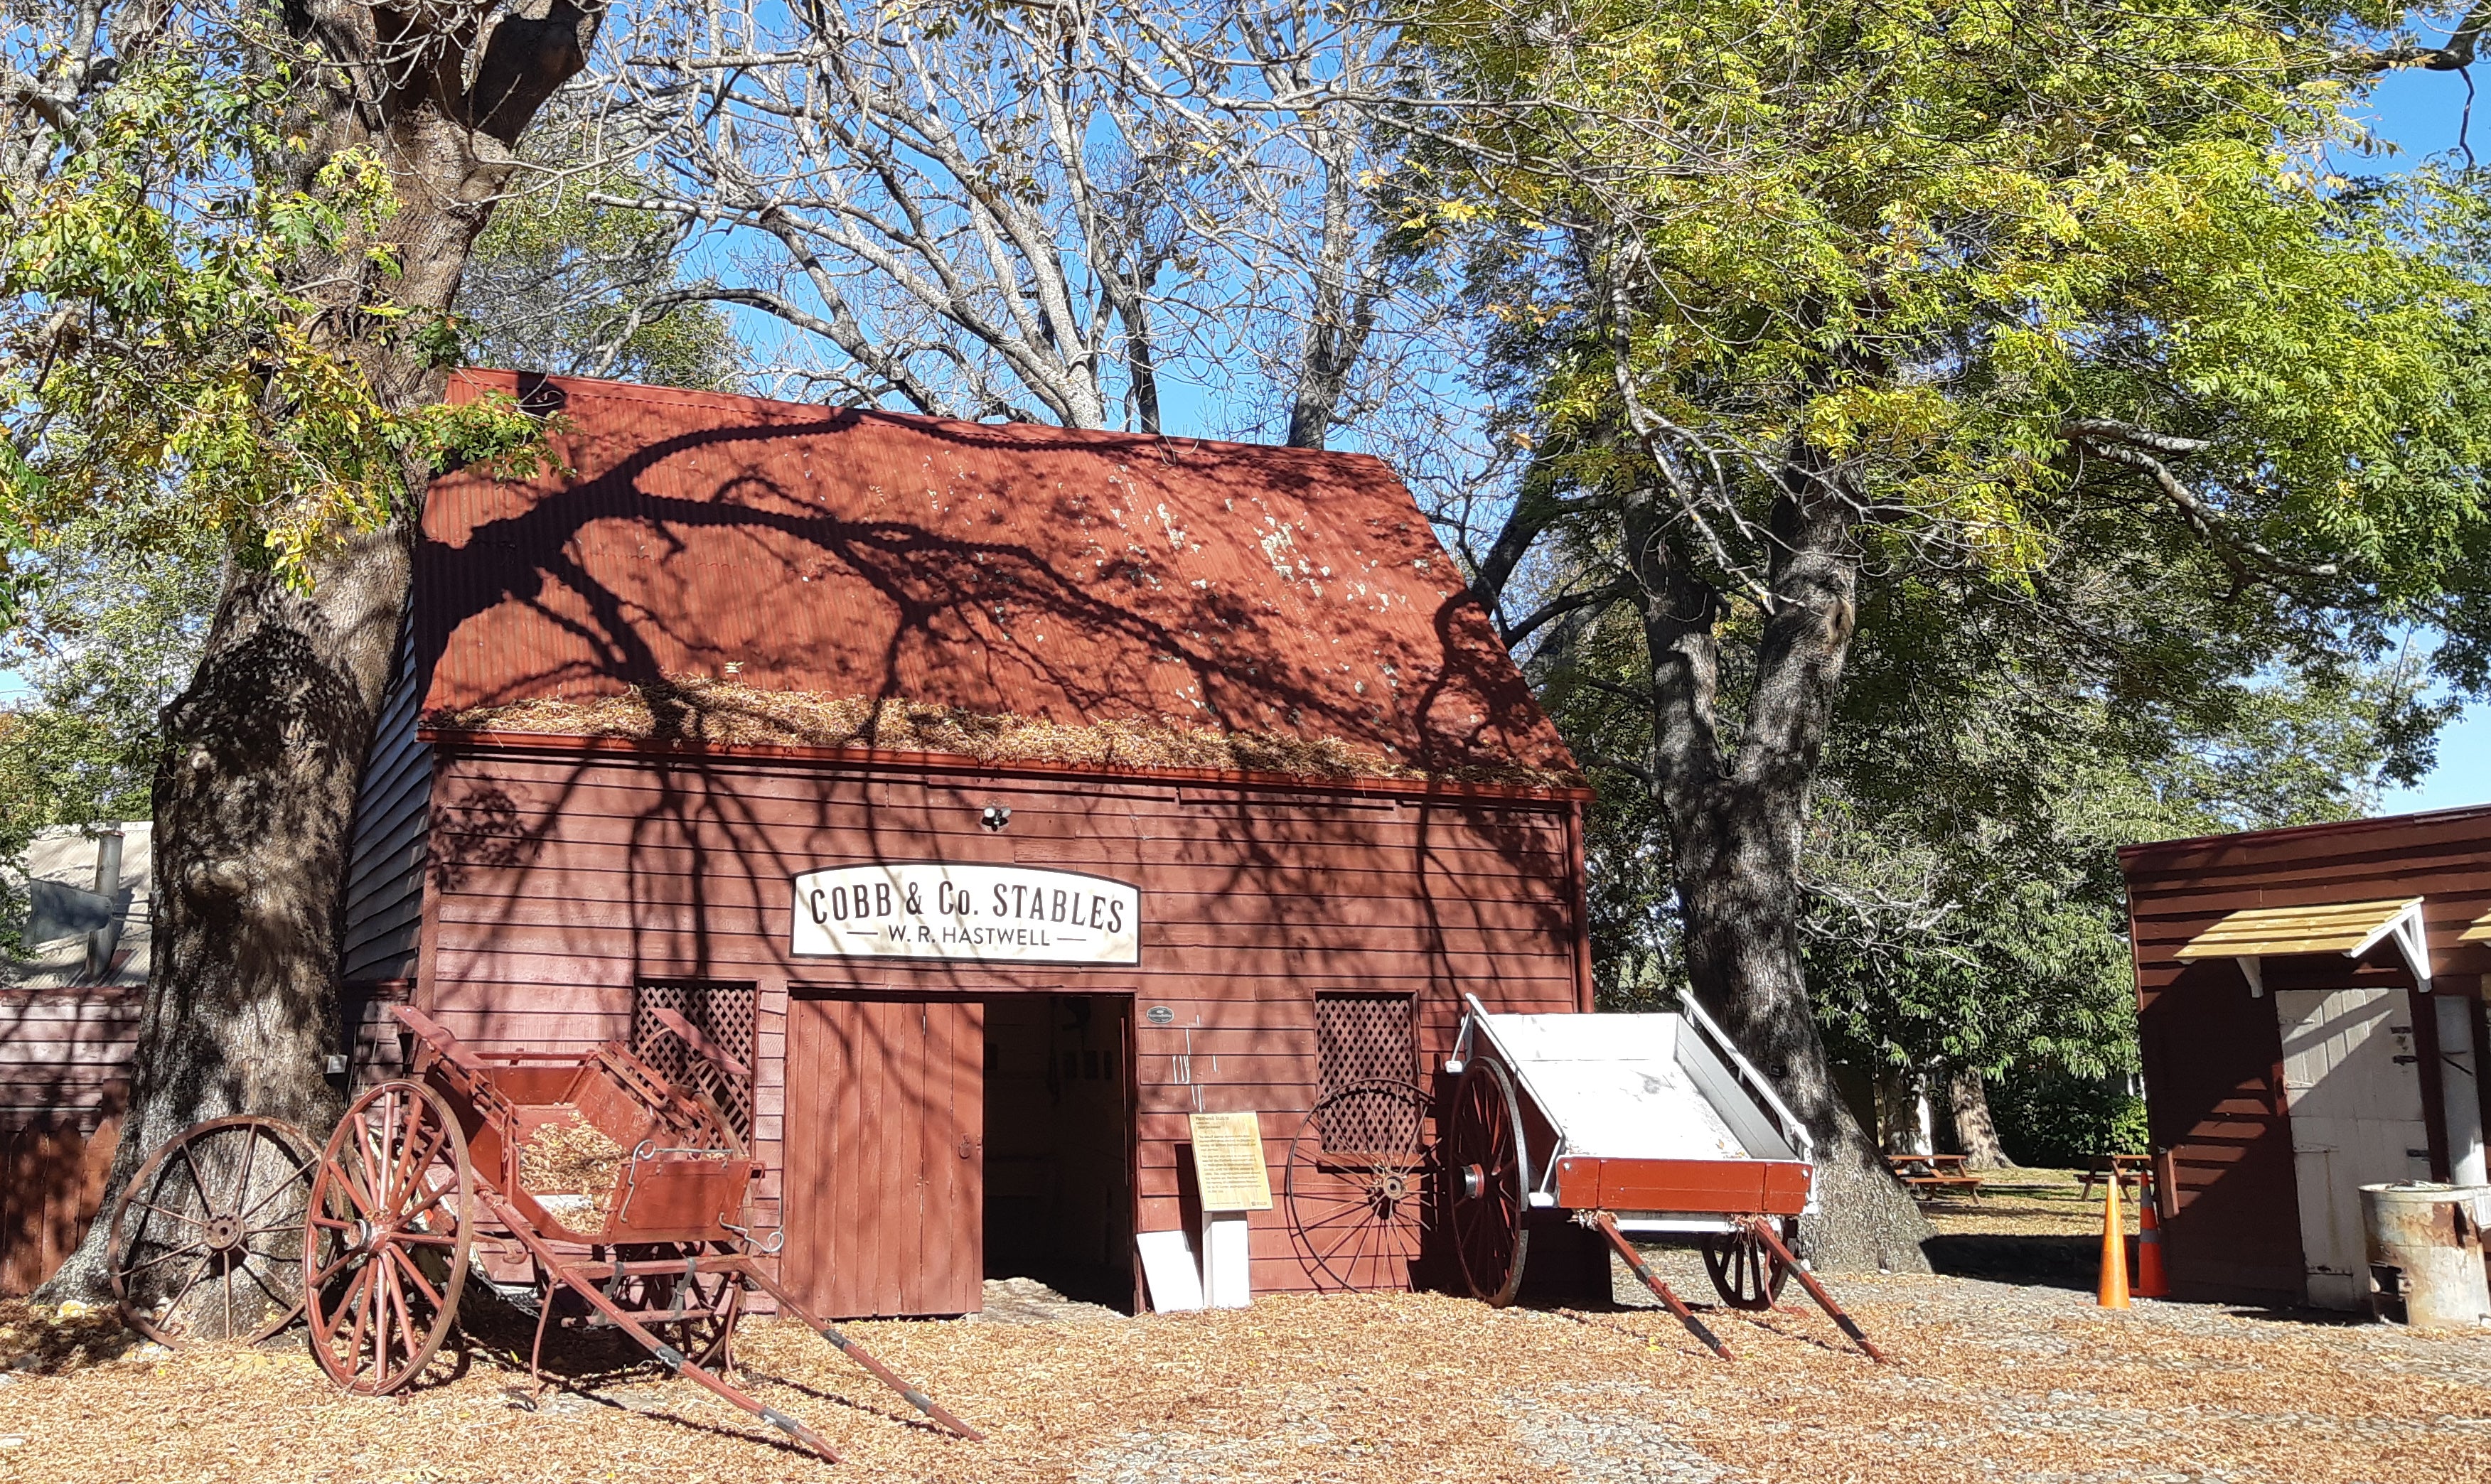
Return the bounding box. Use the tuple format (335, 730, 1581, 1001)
(1, 1120, 119, 1296)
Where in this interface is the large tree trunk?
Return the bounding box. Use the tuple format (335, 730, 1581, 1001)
(1284, 108, 1378, 451)
(1946, 1067, 2013, 1170)
(1873, 1065, 1927, 1155)
(1624, 461, 1936, 1274)
(40, 0, 601, 1303)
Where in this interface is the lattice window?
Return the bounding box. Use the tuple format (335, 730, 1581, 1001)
(1314, 992, 1420, 1155)
(633, 980, 758, 1141)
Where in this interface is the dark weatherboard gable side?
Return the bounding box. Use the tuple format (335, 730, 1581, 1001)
(341, 630, 432, 985)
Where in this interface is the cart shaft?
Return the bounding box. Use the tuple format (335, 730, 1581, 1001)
(1739, 1217, 1886, 1363)
(1590, 1212, 1734, 1360)
(482, 1194, 843, 1461)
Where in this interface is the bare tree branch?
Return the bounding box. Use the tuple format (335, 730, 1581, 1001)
(577, 0, 1440, 437)
(1499, 574, 1633, 646)
(2335, 4, 2491, 72)
(2061, 421, 2340, 582)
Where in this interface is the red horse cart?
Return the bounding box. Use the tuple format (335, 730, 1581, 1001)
(296, 1005, 978, 1461)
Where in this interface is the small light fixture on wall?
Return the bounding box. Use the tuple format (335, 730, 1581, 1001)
(981, 805, 1012, 832)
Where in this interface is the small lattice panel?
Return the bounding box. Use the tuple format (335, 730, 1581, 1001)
(1314, 992, 1420, 1155)
(632, 981, 758, 1141)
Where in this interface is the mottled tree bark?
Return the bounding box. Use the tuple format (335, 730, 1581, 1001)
(1946, 1068, 2013, 1169)
(41, 0, 601, 1301)
(1620, 460, 1936, 1274)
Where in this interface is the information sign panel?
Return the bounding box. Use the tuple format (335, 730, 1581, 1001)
(791, 862, 1139, 964)
(1189, 1111, 1273, 1213)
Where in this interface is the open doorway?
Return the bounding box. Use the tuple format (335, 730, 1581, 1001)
(982, 994, 1135, 1309)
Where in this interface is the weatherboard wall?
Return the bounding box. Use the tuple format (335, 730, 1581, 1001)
(409, 735, 1591, 1303)
(341, 630, 433, 986)
(2118, 803, 2491, 1307)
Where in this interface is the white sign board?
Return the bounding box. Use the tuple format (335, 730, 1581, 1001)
(791, 862, 1140, 965)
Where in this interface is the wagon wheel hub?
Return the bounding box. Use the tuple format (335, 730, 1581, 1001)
(202, 1212, 247, 1254)
(1459, 1164, 1486, 1200)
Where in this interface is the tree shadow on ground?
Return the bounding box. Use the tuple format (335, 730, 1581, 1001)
(0, 1299, 141, 1373)
(1922, 1235, 2101, 1291)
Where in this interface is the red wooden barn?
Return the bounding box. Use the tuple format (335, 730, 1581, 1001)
(340, 370, 1592, 1318)
(2120, 805, 2491, 1309)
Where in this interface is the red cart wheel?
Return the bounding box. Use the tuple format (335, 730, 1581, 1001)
(1282, 1078, 1435, 1293)
(653, 1269, 737, 1374)
(108, 1116, 320, 1345)
(303, 1080, 473, 1394)
(592, 1245, 742, 1372)
(1701, 1220, 1794, 1311)
(1446, 1058, 1528, 1306)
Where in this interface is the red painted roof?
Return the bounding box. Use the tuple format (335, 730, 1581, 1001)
(419, 371, 1575, 778)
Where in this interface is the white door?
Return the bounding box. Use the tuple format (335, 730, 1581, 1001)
(2273, 989, 2432, 1309)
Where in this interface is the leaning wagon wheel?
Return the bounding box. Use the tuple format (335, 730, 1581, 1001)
(108, 1115, 320, 1345)
(1445, 1058, 1529, 1307)
(1700, 1219, 1794, 1311)
(302, 1080, 474, 1394)
(1282, 1077, 1436, 1293)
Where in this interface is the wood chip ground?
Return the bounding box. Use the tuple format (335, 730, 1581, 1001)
(3, 1171, 2483, 1482)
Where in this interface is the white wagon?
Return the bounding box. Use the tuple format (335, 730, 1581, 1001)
(1440, 993, 1882, 1360)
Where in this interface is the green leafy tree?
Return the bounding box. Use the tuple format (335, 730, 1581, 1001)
(1415, 0, 2491, 1266)
(1, 144, 734, 932)
(4, 1, 598, 1301)
(1804, 667, 2416, 1161)
(0, 514, 222, 829)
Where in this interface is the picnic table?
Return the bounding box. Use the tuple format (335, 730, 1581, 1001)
(2079, 1153, 2153, 1198)
(1887, 1152, 1984, 1202)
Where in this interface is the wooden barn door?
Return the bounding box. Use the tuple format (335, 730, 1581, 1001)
(2273, 987, 2429, 1309)
(784, 996, 985, 1318)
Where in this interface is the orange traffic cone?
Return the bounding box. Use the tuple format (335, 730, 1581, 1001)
(2097, 1170, 2131, 1309)
(2133, 1170, 2170, 1299)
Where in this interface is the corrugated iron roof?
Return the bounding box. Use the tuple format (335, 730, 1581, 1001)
(421, 371, 1575, 779)
(4, 823, 152, 989)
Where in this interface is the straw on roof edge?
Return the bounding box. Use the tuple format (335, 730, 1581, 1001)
(430, 678, 1581, 789)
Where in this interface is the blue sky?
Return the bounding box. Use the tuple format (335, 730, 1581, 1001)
(2363, 58, 2488, 816)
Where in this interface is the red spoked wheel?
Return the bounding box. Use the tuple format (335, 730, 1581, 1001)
(303, 1080, 473, 1394)
(1282, 1078, 1436, 1293)
(1701, 1219, 1794, 1311)
(641, 1256, 742, 1372)
(1445, 1058, 1528, 1307)
(557, 1244, 742, 1374)
(108, 1116, 320, 1345)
